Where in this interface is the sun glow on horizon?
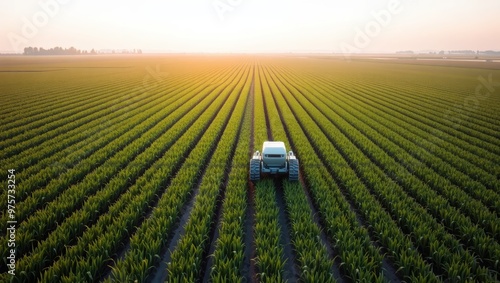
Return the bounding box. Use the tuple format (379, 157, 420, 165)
(1, 0, 499, 53)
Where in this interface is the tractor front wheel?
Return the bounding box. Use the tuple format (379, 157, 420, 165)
(288, 159, 299, 181)
(250, 159, 260, 182)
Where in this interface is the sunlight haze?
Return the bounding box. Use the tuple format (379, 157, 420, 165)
(1, 0, 499, 53)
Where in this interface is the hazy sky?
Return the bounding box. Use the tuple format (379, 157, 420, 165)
(1, 0, 499, 53)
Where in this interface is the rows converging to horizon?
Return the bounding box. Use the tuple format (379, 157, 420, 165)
(0, 55, 499, 282)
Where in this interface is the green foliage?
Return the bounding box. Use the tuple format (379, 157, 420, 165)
(1, 56, 499, 283)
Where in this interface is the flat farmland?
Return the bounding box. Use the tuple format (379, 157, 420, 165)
(1, 55, 499, 282)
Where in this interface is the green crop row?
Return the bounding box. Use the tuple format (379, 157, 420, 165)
(166, 66, 251, 281)
(333, 77, 500, 193)
(1, 65, 245, 283)
(259, 65, 336, 282)
(0, 63, 217, 175)
(210, 70, 253, 282)
(364, 80, 500, 149)
(263, 63, 444, 282)
(314, 73, 500, 175)
(0, 66, 234, 258)
(0, 78, 135, 136)
(36, 67, 245, 283)
(0, 79, 147, 158)
(280, 67, 500, 236)
(269, 65, 497, 281)
(105, 65, 249, 282)
(253, 180, 286, 283)
(282, 181, 335, 283)
(341, 78, 500, 162)
(0, 63, 156, 124)
(366, 78, 500, 140)
(386, 73, 500, 123)
(34, 64, 246, 283)
(250, 67, 286, 282)
(0, 67, 221, 229)
(261, 65, 390, 282)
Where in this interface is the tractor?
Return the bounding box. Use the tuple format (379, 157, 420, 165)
(249, 141, 299, 182)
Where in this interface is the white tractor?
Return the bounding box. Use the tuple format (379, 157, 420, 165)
(249, 141, 299, 182)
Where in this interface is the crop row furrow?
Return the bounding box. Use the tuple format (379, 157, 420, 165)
(265, 64, 443, 281)
(279, 67, 500, 226)
(366, 79, 500, 134)
(374, 76, 500, 127)
(345, 75, 500, 138)
(10, 64, 246, 283)
(314, 74, 500, 178)
(262, 67, 338, 282)
(247, 66, 287, 283)
(0, 78, 148, 145)
(166, 67, 251, 281)
(269, 66, 497, 281)
(356, 81, 500, 151)
(262, 65, 390, 282)
(0, 66, 239, 263)
(210, 73, 253, 282)
(0, 64, 223, 206)
(0, 68, 226, 231)
(280, 67, 500, 263)
(253, 180, 286, 283)
(347, 81, 500, 157)
(104, 64, 247, 282)
(0, 78, 134, 129)
(0, 65, 215, 170)
(38, 68, 243, 283)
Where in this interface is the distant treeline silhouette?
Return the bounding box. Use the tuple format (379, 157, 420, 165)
(397, 49, 500, 55)
(23, 47, 142, 55)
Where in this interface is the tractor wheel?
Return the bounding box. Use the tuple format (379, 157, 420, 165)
(250, 159, 260, 181)
(288, 159, 299, 181)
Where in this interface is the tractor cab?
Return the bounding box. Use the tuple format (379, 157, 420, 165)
(262, 141, 288, 171)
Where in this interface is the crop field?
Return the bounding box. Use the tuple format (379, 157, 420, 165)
(1, 55, 499, 282)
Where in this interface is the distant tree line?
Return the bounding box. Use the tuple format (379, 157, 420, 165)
(396, 50, 414, 54)
(447, 50, 500, 55)
(23, 46, 142, 55)
(397, 49, 500, 56)
(24, 46, 95, 55)
(480, 50, 500, 55)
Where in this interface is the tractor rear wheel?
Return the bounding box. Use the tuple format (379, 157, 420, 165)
(288, 159, 299, 181)
(250, 159, 260, 181)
